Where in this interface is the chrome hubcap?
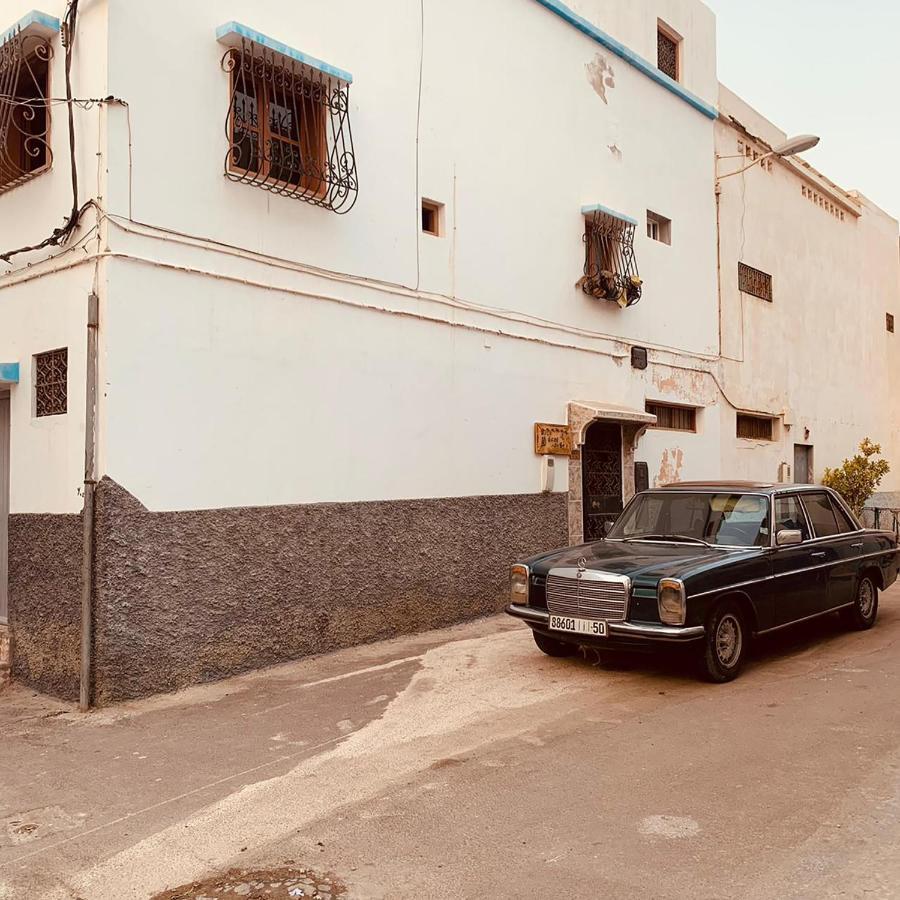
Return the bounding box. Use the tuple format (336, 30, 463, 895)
(858, 579, 875, 619)
(716, 614, 742, 668)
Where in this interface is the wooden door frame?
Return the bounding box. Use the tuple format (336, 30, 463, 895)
(565, 402, 653, 546)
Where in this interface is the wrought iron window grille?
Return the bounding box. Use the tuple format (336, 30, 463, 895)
(657, 28, 678, 81)
(222, 38, 358, 214)
(0, 27, 53, 195)
(34, 347, 67, 417)
(738, 261, 773, 302)
(581, 210, 642, 308)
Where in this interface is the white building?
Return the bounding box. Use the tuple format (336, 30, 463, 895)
(0, 0, 897, 702)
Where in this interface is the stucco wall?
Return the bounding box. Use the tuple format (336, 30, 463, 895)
(0, 267, 92, 515)
(89, 478, 566, 703)
(8, 511, 82, 699)
(715, 86, 900, 489)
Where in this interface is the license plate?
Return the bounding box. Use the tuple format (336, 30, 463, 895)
(549, 615, 607, 637)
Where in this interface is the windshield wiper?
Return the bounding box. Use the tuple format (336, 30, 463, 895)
(622, 533, 711, 547)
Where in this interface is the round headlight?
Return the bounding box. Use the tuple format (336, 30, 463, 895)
(658, 579, 686, 626)
(510, 565, 530, 605)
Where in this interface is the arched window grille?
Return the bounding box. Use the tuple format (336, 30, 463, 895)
(222, 38, 358, 214)
(581, 209, 643, 308)
(0, 27, 52, 194)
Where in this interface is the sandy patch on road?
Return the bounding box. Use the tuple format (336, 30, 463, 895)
(67, 631, 582, 899)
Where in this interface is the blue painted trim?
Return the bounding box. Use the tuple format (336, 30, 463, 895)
(1, 10, 61, 45)
(216, 22, 353, 84)
(581, 204, 638, 227)
(531, 0, 717, 120)
(0, 363, 20, 384)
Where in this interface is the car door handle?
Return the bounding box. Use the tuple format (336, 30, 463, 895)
(811, 552, 827, 559)
(850, 543, 863, 549)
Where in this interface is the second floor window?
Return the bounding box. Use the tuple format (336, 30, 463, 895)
(223, 39, 358, 213)
(657, 24, 680, 82)
(0, 28, 52, 194)
(738, 262, 773, 302)
(581, 208, 643, 308)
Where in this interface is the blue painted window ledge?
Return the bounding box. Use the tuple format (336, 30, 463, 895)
(1, 10, 60, 45)
(0, 363, 20, 384)
(582, 204, 637, 227)
(216, 22, 352, 84)
(532, 0, 717, 120)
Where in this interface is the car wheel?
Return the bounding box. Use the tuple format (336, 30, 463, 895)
(841, 575, 879, 631)
(532, 630, 577, 658)
(700, 600, 746, 683)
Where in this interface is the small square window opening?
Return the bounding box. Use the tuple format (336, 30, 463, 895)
(646, 210, 672, 245)
(421, 199, 443, 236)
(657, 22, 681, 82)
(738, 262, 773, 302)
(887, 313, 895, 334)
(34, 348, 68, 418)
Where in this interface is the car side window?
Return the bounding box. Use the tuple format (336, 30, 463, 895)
(802, 493, 841, 538)
(774, 496, 810, 541)
(829, 497, 858, 534)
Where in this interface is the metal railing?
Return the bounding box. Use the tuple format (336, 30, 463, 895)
(863, 507, 900, 537)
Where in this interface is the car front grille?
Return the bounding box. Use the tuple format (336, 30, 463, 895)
(546, 570, 629, 622)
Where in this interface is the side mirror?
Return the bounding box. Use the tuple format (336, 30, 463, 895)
(602, 520, 615, 537)
(776, 529, 803, 546)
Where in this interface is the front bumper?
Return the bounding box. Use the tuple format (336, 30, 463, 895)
(505, 604, 705, 643)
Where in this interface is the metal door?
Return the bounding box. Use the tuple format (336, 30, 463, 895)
(793, 444, 812, 484)
(581, 421, 623, 541)
(0, 394, 9, 623)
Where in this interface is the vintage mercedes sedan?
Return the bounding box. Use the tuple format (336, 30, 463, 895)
(507, 482, 899, 681)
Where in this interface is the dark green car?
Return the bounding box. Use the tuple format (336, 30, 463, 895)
(506, 482, 899, 681)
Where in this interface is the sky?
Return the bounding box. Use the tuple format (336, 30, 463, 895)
(704, 0, 900, 220)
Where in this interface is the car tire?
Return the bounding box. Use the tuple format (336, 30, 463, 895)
(700, 600, 746, 683)
(532, 630, 577, 658)
(841, 575, 879, 631)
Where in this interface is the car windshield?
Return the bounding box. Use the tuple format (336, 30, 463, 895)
(608, 492, 770, 548)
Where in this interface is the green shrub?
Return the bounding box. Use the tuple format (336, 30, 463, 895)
(822, 438, 890, 516)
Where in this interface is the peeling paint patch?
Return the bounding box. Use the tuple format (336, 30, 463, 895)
(586, 53, 615, 103)
(651, 366, 714, 407)
(655, 448, 684, 487)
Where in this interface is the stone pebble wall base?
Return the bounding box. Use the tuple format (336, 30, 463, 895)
(87, 478, 567, 704)
(8, 512, 83, 700)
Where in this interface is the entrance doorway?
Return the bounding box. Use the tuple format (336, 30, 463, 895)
(793, 444, 813, 484)
(0, 394, 8, 622)
(581, 421, 623, 541)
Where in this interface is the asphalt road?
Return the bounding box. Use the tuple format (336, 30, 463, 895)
(3, 586, 900, 899)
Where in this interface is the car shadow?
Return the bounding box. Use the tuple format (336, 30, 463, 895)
(570, 606, 897, 683)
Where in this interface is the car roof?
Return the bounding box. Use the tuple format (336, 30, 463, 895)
(654, 481, 830, 495)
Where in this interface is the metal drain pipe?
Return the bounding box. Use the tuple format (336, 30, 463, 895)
(79, 291, 99, 712)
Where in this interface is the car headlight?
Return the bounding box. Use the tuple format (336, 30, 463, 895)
(658, 578, 686, 626)
(510, 564, 530, 605)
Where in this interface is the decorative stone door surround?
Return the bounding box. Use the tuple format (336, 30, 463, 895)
(566, 401, 655, 546)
